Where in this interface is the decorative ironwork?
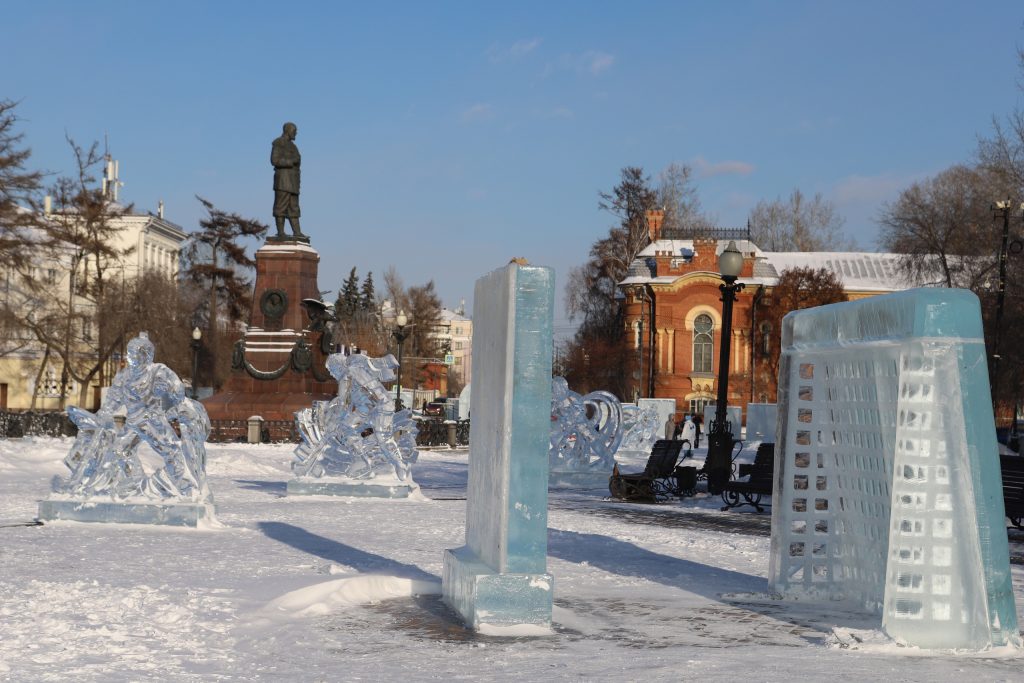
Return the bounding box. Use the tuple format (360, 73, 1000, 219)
(290, 338, 313, 371)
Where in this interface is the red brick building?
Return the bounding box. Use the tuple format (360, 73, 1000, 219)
(618, 210, 909, 420)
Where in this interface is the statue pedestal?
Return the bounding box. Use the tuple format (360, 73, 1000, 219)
(203, 241, 334, 439)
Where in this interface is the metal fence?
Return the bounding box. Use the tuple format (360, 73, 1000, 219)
(0, 411, 77, 438)
(208, 419, 299, 443)
(0, 410, 468, 448)
(415, 419, 470, 448)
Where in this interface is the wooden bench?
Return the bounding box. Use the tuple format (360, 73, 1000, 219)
(720, 443, 775, 512)
(609, 440, 686, 503)
(1001, 454, 1024, 530)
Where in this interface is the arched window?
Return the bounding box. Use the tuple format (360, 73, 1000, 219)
(693, 314, 714, 373)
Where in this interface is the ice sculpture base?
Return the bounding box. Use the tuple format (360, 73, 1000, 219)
(286, 478, 416, 499)
(548, 470, 612, 489)
(37, 499, 216, 527)
(442, 545, 553, 633)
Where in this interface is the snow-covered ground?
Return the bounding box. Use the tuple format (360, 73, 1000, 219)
(1, 437, 1022, 681)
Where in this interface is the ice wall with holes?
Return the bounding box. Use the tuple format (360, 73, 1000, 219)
(442, 263, 554, 632)
(768, 288, 1018, 650)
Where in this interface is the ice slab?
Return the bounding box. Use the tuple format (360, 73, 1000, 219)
(286, 478, 416, 498)
(769, 288, 1018, 650)
(38, 499, 215, 527)
(745, 403, 777, 443)
(442, 263, 555, 632)
(442, 545, 553, 632)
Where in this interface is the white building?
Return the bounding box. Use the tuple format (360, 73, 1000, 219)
(0, 174, 188, 411)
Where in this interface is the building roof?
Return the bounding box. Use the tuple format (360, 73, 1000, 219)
(621, 239, 915, 292)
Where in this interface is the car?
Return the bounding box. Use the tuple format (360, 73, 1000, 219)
(423, 401, 446, 418)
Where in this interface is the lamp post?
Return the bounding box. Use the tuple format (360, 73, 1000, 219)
(705, 240, 745, 494)
(190, 327, 202, 400)
(991, 200, 1024, 430)
(392, 310, 412, 411)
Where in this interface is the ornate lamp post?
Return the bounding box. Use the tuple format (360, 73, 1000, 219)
(190, 327, 202, 400)
(705, 241, 745, 494)
(392, 310, 412, 411)
(991, 200, 1024, 434)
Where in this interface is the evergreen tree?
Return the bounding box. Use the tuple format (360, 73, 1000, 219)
(185, 196, 267, 387)
(360, 271, 376, 311)
(563, 166, 658, 395)
(0, 100, 43, 272)
(339, 267, 360, 317)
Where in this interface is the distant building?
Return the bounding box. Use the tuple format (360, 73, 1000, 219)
(618, 210, 912, 418)
(438, 304, 472, 387)
(0, 168, 187, 411)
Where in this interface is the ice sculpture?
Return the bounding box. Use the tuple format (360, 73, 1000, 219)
(443, 262, 554, 633)
(288, 352, 419, 498)
(619, 404, 660, 454)
(745, 403, 777, 444)
(38, 332, 214, 527)
(548, 377, 623, 487)
(769, 288, 1019, 650)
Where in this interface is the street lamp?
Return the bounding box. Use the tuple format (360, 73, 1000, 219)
(392, 310, 412, 411)
(991, 200, 1024, 430)
(190, 327, 202, 400)
(705, 240, 745, 494)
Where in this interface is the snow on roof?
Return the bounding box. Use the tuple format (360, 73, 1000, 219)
(761, 251, 913, 292)
(622, 240, 916, 292)
(440, 308, 470, 322)
(636, 238, 764, 258)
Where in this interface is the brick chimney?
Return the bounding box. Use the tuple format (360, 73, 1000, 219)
(646, 208, 665, 242)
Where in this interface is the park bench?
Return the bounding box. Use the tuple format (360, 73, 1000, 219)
(609, 439, 687, 503)
(720, 443, 775, 513)
(1001, 454, 1024, 530)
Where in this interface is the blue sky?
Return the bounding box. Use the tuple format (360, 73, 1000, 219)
(6, 1, 1024, 336)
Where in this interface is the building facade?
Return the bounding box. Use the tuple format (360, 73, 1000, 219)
(618, 210, 909, 419)
(0, 202, 187, 411)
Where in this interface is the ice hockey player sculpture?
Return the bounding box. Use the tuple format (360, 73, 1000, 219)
(38, 332, 214, 527)
(288, 352, 419, 498)
(548, 376, 623, 487)
(618, 404, 660, 454)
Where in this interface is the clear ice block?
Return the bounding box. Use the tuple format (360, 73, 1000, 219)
(442, 263, 555, 632)
(769, 288, 1018, 649)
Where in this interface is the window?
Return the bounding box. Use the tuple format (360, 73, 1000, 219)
(690, 398, 711, 415)
(693, 314, 714, 373)
(454, 341, 463, 350)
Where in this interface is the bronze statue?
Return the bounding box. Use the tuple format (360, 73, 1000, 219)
(271, 122, 305, 240)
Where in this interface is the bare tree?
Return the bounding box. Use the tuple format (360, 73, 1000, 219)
(658, 162, 714, 236)
(14, 137, 136, 407)
(877, 165, 997, 289)
(757, 267, 848, 390)
(749, 188, 852, 251)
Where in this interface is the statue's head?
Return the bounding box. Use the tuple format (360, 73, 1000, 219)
(283, 122, 297, 139)
(126, 332, 155, 368)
